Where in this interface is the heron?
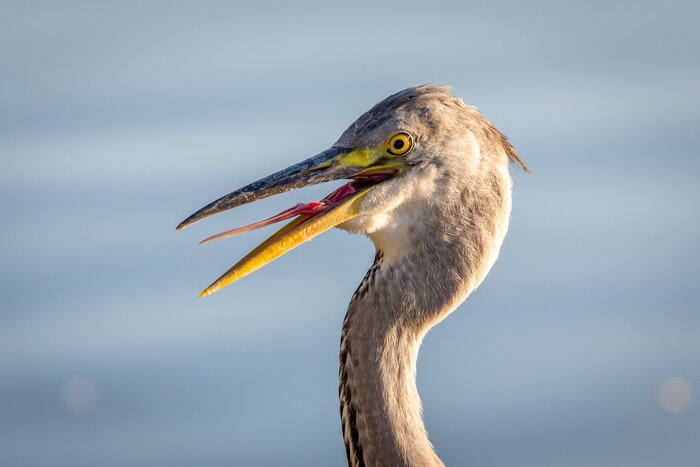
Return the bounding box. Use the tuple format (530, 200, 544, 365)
(177, 85, 528, 466)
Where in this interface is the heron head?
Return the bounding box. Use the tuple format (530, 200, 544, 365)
(177, 85, 527, 296)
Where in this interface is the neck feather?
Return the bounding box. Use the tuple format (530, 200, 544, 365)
(339, 165, 512, 466)
(340, 251, 442, 466)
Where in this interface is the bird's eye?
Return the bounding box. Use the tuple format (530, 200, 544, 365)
(386, 132, 413, 156)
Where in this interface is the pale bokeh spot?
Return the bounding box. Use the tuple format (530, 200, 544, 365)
(61, 377, 99, 414)
(658, 377, 693, 414)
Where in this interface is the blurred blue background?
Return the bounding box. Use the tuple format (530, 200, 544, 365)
(1, 1, 698, 465)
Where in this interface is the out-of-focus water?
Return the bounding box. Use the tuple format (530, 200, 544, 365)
(1, 1, 698, 465)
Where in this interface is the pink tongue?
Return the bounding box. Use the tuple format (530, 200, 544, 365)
(321, 182, 356, 204)
(198, 181, 358, 245)
(198, 202, 324, 245)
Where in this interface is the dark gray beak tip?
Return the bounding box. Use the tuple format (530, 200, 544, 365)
(175, 147, 352, 233)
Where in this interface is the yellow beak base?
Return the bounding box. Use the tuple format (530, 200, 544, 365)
(199, 189, 368, 297)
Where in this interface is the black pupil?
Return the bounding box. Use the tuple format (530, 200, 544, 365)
(393, 139, 405, 150)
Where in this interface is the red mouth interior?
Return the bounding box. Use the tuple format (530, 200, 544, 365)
(199, 171, 396, 245)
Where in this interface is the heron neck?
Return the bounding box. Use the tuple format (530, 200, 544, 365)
(340, 259, 444, 466)
(339, 169, 513, 466)
(340, 247, 470, 467)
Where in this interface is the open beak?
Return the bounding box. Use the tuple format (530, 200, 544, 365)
(177, 146, 406, 297)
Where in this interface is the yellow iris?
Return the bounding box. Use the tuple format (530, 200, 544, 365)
(386, 132, 413, 156)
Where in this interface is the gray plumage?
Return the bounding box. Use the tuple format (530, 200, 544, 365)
(335, 85, 526, 466)
(179, 84, 527, 466)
